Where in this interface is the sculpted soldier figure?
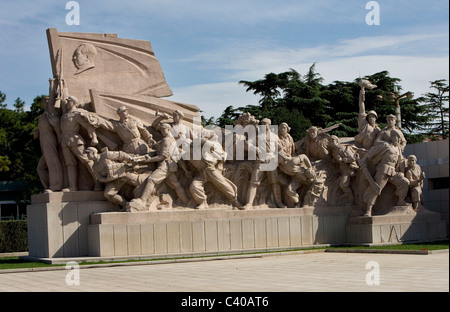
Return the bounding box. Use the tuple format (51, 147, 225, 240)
(277, 122, 310, 206)
(230, 112, 260, 161)
(278, 122, 295, 159)
(243, 118, 285, 209)
(35, 96, 64, 193)
(86, 147, 149, 210)
(128, 123, 188, 212)
(375, 114, 407, 152)
(280, 153, 317, 207)
(355, 79, 380, 150)
(358, 129, 410, 216)
(152, 109, 193, 154)
(405, 155, 425, 211)
(184, 136, 243, 210)
(296, 126, 331, 161)
(328, 135, 359, 205)
(275, 121, 324, 207)
(94, 106, 156, 155)
(60, 95, 100, 191)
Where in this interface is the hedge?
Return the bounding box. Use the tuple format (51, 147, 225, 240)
(0, 221, 28, 253)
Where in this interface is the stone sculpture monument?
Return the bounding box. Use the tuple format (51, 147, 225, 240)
(25, 29, 447, 261)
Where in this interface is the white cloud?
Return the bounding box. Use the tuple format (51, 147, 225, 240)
(316, 55, 449, 95)
(170, 53, 449, 119)
(1, 0, 448, 118)
(168, 32, 449, 119)
(330, 33, 446, 57)
(185, 32, 448, 76)
(170, 82, 259, 120)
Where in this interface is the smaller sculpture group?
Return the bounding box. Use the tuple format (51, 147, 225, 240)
(36, 78, 425, 216)
(353, 80, 423, 216)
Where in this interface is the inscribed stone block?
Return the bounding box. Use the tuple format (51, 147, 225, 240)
(301, 216, 313, 245)
(371, 225, 381, 243)
(62, 203, 79, 257)
(230, 219, 243, 250)
(100, 224, 114, 257)
(217, 220, 231, 251)
(180, 222, 193, 253)
(289, 217, 302, 247)
(265, 218, 278, 248)
(277, 217, 290, 247)
(127, 224, 142, 255)
(242, 219, 255, 249)
(140, 224, 155, 254)
(334, 216, 347, 244)
(254, 218, 267, 248)
(77, 203, 93, 256)
(154, 223, 168, 254)
(113, 224, 128, 256)
(192, 221, 206, 252)
(47, 203, 64, 257)
(205, 220, 218, 251)
(167, 223, 181, 253)
(323, 216, 335, 243)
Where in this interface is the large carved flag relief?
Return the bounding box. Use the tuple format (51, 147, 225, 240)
(46, 28, 199, 125)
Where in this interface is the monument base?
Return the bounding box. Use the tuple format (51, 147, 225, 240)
(26, 192, 448, 261)
(26, 192, 353, 259)
(26, 192, 114, 258)
(345, 206, 448, 244)
(87, 206, 350, 257)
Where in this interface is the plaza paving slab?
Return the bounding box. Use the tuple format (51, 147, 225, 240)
(0, 251, 448, 292)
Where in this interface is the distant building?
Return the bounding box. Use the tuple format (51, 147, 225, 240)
(0, 181, 28, 220)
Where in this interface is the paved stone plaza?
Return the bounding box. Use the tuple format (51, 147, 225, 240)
(0, 251, 448, 292)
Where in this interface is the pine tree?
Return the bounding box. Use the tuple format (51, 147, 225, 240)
(422, 79, 449, 140)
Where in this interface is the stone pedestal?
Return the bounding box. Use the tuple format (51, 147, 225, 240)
(26, 192, 113, 258)
(346, 207, 448, 244)
(87, 207, 350, 257)
(26, 193, 448, 261)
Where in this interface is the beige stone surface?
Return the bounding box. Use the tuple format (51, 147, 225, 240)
(89, 206, 349, 224)
(87, 208, 350, 257)
(27, 31, 448, 262)
(346, 216, 447, 244)
(39, 35, 434, 217)
(27, 197, 113, 258)
(1, 252, 448, 292)
(47, 28, 173, 104)
(31, 191, 106, 204)
(90, 90, 199, 131)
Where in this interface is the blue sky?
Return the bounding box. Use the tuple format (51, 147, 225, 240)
(0, 0, 448, 119)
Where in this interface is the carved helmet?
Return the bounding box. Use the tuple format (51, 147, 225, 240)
(366, 110, 378, 119)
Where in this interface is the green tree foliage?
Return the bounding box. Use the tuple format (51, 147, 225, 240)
(420, 79, 449, 140)
(320, 80, 359, 138)
(0, 91, 6, 109)
(0, 220, 28, 252)
(215, 105, 242, 128)
(13, 98, 25, 113)
(0, 91, 44, 200)
(0, 156, 11, 172)
(214, 66, 439, 143)
(239, 65, 331, 128)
